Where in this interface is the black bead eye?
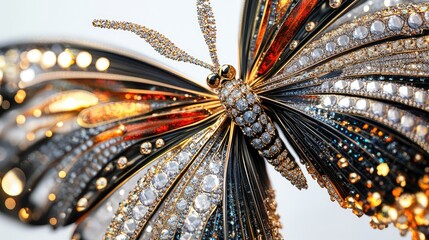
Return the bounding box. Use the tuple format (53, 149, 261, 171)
(219, 64, 236, 80)
(206, 73, 221, 88)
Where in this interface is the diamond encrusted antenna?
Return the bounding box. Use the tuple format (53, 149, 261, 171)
(92, 19, 217, 72)
(92, 1, 221, 74)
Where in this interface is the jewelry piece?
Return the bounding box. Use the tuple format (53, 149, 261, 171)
(1, 1, 429, 240)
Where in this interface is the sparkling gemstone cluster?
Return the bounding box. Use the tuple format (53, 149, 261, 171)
(218, 78, 307, 189)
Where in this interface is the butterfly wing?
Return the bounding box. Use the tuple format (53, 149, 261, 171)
(249, 1, 429, 238)
(0, 42, 222, 227)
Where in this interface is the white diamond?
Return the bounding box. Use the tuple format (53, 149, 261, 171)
(184, 213, 202, 232)
(415, 91, 427, 104)
(168, 215, 178, 227)
(299, 56, 310, 66)
(416, 125, 428, 138)
(387, 109, 400, 122)
(334, 80, 347, 90)
(179, 233, 193, 240)
(177, 151, 191, 164)
(132, 204, 148, 220)
(338, 98, 353, 108)
(320, 81, 330, 89)
(425, 12, 429, 22)
(236, 99, 248, 112)
(176, 198, 187, 211)
(353, 26, 369, 39)
(355, 99, 369, 110)
(202, 174, 219, 192)
(194, 194, 211, 213)
(165, 161, 179, 176)
(350, 80, 364, 90)
(401, 115, 415, 129)
(399, 86, 413, 99)
(311, 48, 323, 59)
(209, 161, 221, 174)
(139, 188, 157, 206)
(367, 82, 381, 92)
(370, 20, 385, 35)
(383, 83, 397, 95)
(372, 103, 386, 116)
(326, 42, 336, 52)
(152, 173, 168, 190)
(388, 15, 404, 31)
(160, 229, 169, 240)
(123, 219, 136, 235)
(322, 96, 336, 107)
(408, 13, 423, 29)
(337, 35, 350, 47)
(115, 234, 130, 240)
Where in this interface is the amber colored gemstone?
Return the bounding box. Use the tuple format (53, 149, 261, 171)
(392, 187, 404, 198)
(367, 192, 382, 207)
(376, 163, 390, 176)
(419, 175, 429, 190)
(349, 172, 361, 183)
(398, 193, 415, 208)
(366, 180, 373, 188)
(337, 157, 348, 168)
(396, 174, 407, 187)
(416, 192, 428, 208)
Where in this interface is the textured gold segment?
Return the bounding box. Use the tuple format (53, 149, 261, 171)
(196, 0, 220, 68)
(92, 19, 216, 72)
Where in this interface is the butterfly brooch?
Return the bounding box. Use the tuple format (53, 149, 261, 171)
(0, 0, 429, 239)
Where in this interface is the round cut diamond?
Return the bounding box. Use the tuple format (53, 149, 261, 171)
(370, 20, 385, 35)
(311, 48, 323, 59)
(353, 26, 368, 39)
(252, 122, 263, 133)
(177, 151, 191, 164)
(231, 89, 241, 99)
(388, 15, 404, 31)
(259, 114, 268, 125)
(184, 213, 202, 232)
(416, 125, 428, 138)
(165, 161, 179, 176)
(366, 82, 381, 92)
(355, 99, 369, 110)
(337, 35, 350, 47)
(372, 103, 386, 116)
(179, 233, 193, 240)
(408, 13, 423, 29)
(235, 116, 245, 126)
(299, 56, 310, 66)
(334, 80, 347, 90)
(209, 161, 220, 174)
(194, 194, 211, 212)
(243, 111, 257, 124)
(401, 115, 415, 129)
(236, 99, 248, 112)
(202, 175, 220, 192)
(415, 91, 427, 104)
(425, 12, 429, 22)
(176, 198, 187, 211)
(326, 42, 336, 52)
(168, 215, 178, 227)
(350, 80, 364, 90)
(160, 229, 169, 240)
(132, 204, 148, 220)
(139, 188, 157, 206)
(123, 219, 136, 234)
(251, 139, 263, 150)
(338, 98, 353, 108)
(246, 93, 256, 104)
(383, 83, 397, 95)
(387, 109, 400, 122)
(399, 86, 413, 99)
(261, 132, 272, 144)
(115, 234, 130, 240)
(152, 173, 168, 190)
(243, 127, 253, 136)
(252, 104, 261, 114)
(323, 96, 336, 107)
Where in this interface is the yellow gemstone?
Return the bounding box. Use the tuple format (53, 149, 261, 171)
(76, 198, 88, 212)
(349, 172, 361, 183)
(337, 157, 348, 168)
(419, 175, 429, 190)
(18, 208, 30, 221)
(96, 177, 108, 190)
(396, 174, 406, 187)
(416, 192, 428, 208)
(376, 163, 390, 176)
(367, 192, 382, 207)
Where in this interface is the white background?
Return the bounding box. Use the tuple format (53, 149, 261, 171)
(0, 0, 402, 239)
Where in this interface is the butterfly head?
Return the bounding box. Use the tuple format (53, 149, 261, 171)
(206, 64, 236, 89)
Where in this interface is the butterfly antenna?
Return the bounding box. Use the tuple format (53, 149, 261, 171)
(92, 19, 217, 72)
(196, 0, 220, 69)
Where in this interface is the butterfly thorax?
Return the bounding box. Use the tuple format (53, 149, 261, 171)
(207, 64, 307, 189)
